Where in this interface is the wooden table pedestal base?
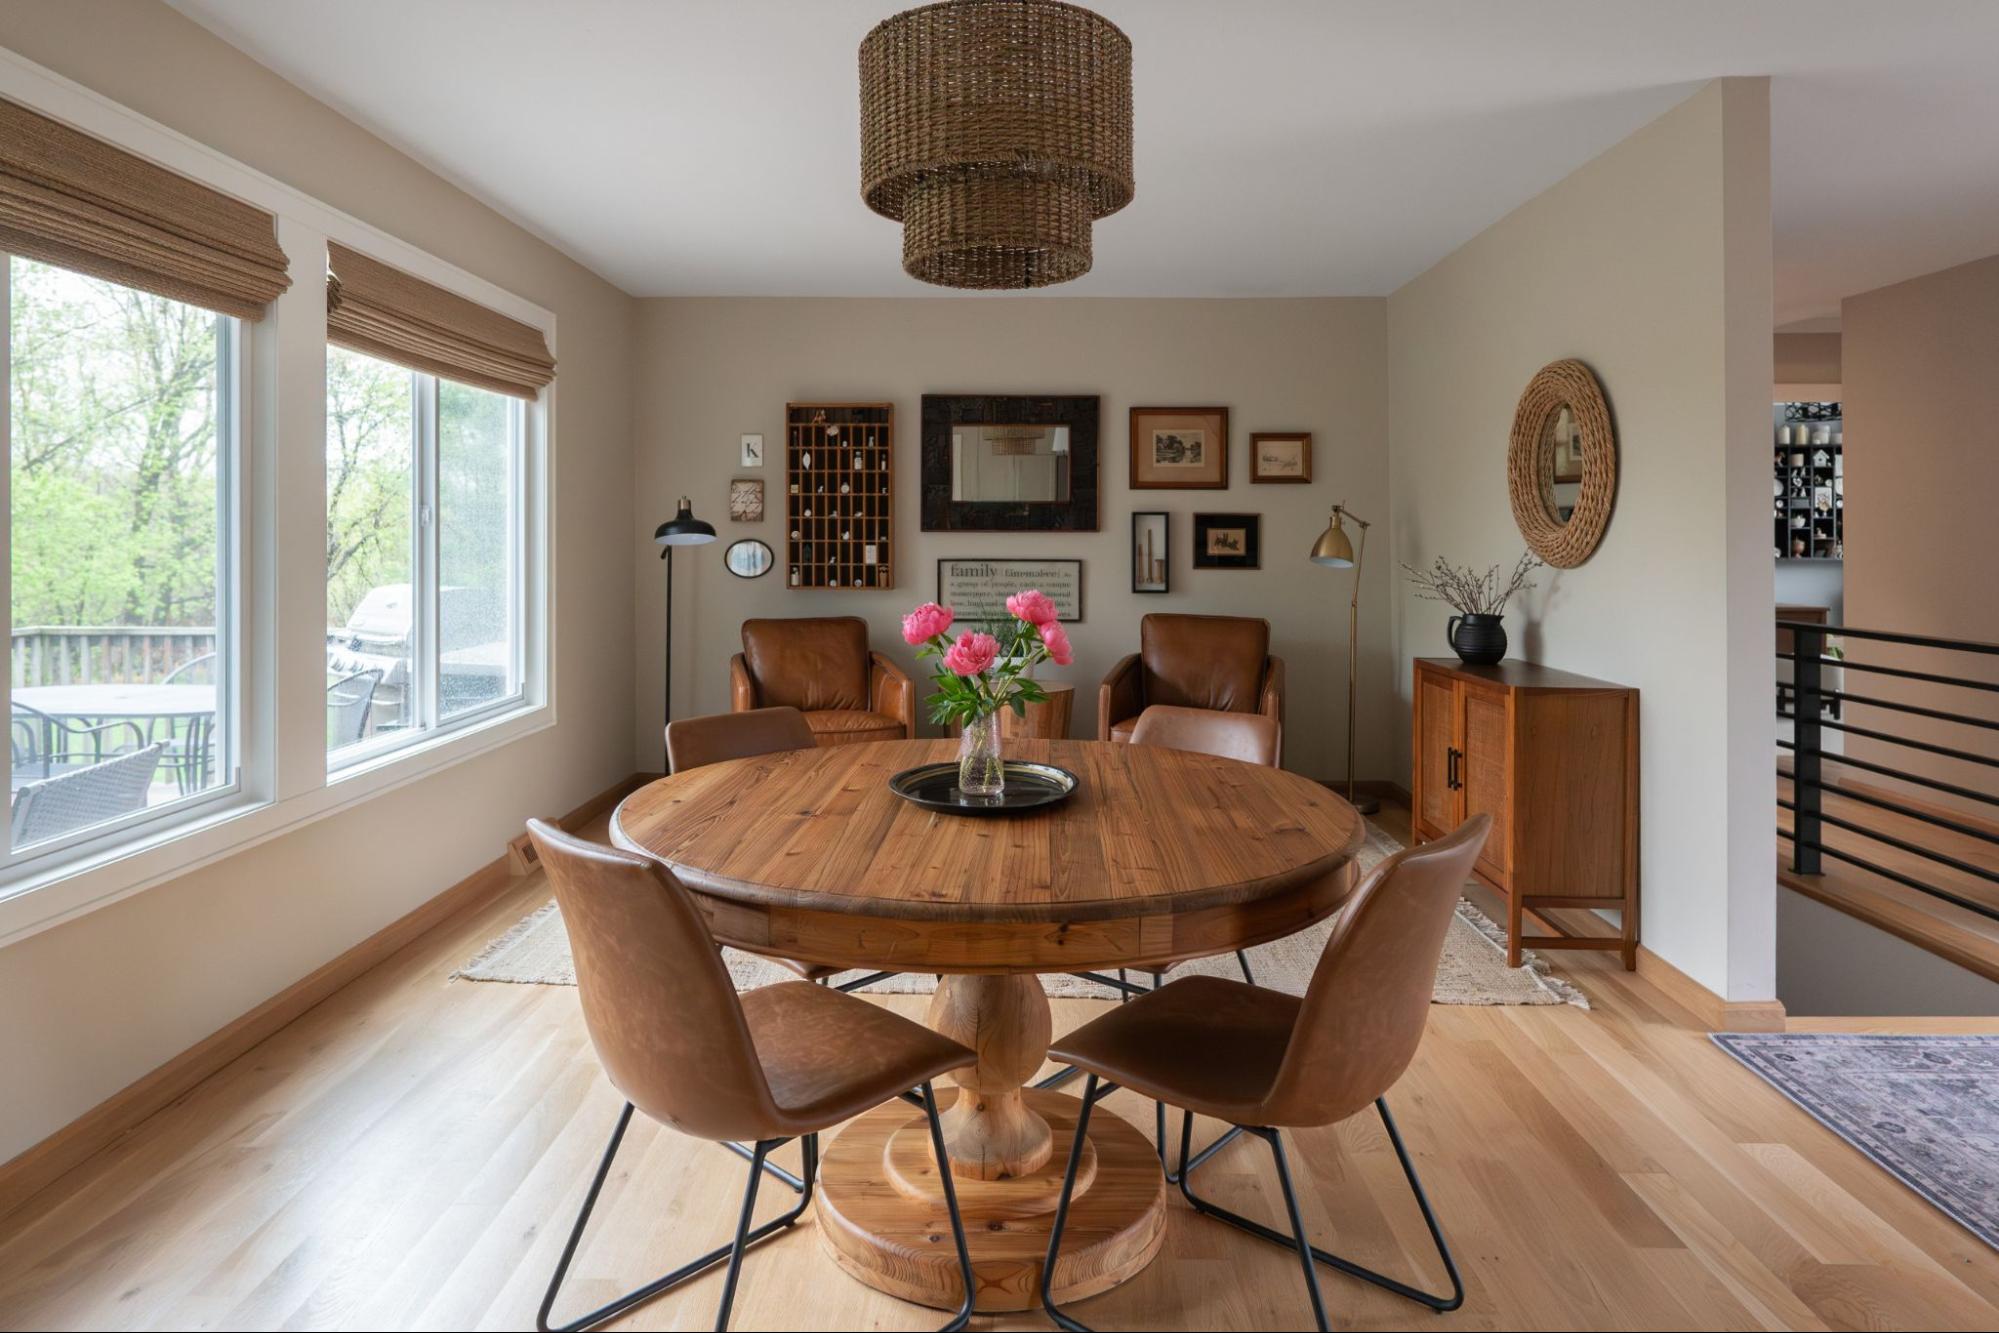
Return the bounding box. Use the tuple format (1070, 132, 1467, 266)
(815, 1087, 1167, 1313)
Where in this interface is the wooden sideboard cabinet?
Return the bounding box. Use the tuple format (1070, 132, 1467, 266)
(1411, 658, 1639, 969)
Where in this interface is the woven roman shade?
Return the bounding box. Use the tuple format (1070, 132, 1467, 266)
(0, 96, 290, 320)
(325, 242, 554, 399)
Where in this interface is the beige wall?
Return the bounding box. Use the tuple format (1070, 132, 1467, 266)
(1841, 253, 1999, 809)
(1386, 81, 1776, 999)
(0, 2, 637, 1162)
(631, 298, 1390, 784)
(1774, 331, 1841, 386)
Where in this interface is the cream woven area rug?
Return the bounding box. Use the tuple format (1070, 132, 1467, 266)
(457, 822, 1588, 1008)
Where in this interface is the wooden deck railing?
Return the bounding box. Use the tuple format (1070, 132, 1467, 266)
(10, 626, 217, 689)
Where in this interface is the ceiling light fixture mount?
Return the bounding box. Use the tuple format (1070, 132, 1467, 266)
(859, 0, 1134, 290)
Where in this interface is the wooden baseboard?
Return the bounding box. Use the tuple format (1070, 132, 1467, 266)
(0, 771, 651, 1232)
(1636, 946, 1787, 1032)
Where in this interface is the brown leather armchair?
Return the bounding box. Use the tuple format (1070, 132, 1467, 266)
(730, 616, 915, 747)
(1098, 613, 1284, 760)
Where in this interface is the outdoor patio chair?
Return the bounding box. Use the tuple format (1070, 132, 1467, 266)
(327, 669, 383, 748)
(11, 744, 165, 849)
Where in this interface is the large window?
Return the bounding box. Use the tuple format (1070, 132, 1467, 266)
(325, 346, 523, 766)
(6, 256, 237, 856)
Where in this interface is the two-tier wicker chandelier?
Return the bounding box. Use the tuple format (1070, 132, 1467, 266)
(859, 0, 1134, 289)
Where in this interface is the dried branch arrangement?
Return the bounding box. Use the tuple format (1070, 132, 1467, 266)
(1402, 551, 1542, 616)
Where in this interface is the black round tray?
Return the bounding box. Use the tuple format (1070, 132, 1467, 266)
(887, 760, 1079, 816)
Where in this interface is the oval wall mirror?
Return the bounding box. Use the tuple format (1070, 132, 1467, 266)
(725, 538, 774, 578)
(1507, 358, 1616, 568)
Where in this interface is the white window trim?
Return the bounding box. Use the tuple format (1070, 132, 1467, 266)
(327, 374, 531, 774)
(0, 49, 558, 949)
(0, 296, 249, 866)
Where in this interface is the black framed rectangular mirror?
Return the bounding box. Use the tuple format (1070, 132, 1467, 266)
(920, 394, 1100, 531)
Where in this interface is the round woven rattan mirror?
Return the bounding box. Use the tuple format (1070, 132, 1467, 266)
(1507, 358, 1615, 568)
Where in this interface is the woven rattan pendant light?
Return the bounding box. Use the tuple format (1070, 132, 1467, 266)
(859, 0, 1134, 289)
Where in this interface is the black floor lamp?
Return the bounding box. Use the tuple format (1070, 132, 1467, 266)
(654, 496, 716, 772)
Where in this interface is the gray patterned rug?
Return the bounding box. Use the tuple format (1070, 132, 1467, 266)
(1713, 1033, 1999, 1250)
(457, 822, 1588, 1008)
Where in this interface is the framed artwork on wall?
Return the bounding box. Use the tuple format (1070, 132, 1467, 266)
(1130, 405, 1228, 489)
(938, 557, 1083, 623)
(725, 538, 774, 578)
(1131, 511, 1169, 593)
(740, 433, 765, 467)
(1250, 432, 1312, 483)
(1192, 512, 1260, 569)
(920, 394, 1100, 532)
(729, 478, 765, 522)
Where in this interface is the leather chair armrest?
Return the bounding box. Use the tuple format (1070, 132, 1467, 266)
(870, 652, 917, 737)
(1260, 655, 1286, 722)
(728, 653, 757, 712)
(1098, 652, 1144, 740)
(1261, 655, 1286, 765)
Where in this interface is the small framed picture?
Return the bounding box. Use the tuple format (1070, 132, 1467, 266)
(728, 478, 764, 522)
(1250, 432, 1312, 483)
(725, 538, 774, 578)
(1192, 513, 1260, 569)
(1131, 511, 1169, 593)
(937, 558, 1083, 623)
(740, 433, 765, 468)
(1130, 406, 1228, 489)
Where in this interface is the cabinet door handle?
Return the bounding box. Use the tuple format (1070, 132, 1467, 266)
(1446, 747, 1459, 790)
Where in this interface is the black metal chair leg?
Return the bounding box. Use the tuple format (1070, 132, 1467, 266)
(710, 1139, 770, 1330)
(1040, 1073, 1100, 1332)
(1176, 1097, 1465, 1319)
(1235, 949, 1256, 984)
(919, 1079, 978, 1332)
(1155, 1100, 1245, 1185)
(1265, 1126, 1332, 1332)
(1066, 970, 1150, 999)
(1036, 1063, 1084, 1090)
(834, 969, 897, 992)
(720, 1138, 806, 1192)
(537, 1105, 815, 1333)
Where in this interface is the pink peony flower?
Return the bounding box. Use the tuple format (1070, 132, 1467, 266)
(1006, 589, 1059, 626)
(901, 601, 955, 644)
(1038, 620, 1074, 667)
(943, 630, 1000, 677)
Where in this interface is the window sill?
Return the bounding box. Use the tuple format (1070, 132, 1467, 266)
(0, 700, 552, 949)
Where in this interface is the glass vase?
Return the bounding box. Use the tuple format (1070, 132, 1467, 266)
(958, 710, 1005, 798)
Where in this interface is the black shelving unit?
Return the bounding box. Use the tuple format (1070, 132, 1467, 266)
(1774, 402, 1842, 561)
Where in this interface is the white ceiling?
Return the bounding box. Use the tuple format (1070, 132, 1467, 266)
(170, 0, 1999, 322)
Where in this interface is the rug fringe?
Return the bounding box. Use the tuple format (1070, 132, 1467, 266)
(1451, 898, 1592, 1008)
(451, 900, 560, 983)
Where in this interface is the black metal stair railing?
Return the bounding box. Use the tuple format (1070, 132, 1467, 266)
(1776, 621, 1999, 923)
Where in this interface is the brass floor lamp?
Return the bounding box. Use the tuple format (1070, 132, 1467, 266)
(1309, 504, 1380, 815)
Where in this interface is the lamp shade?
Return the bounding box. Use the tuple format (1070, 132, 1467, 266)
(859, 0, 1134, 290)
(1309, 510, 1356, 567)
(654, 496, 717, 547)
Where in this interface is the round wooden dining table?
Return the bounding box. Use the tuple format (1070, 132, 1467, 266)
(611, 736, 1366, 1313)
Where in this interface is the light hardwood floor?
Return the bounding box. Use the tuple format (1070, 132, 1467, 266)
(0, 806, 1994, 1331)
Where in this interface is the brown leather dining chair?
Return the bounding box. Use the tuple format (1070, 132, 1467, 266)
(1098, 613, 1284, 760)
(731, 616, 915, 746)
(1064, 706, 1281, 1178)
(1073, 706, 1278, 997)
(666, 706, 895, 995)
(525, 820, 977, 1333)
(665, 706, 901, 1193)
(1041, 814, 1491, 1333)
